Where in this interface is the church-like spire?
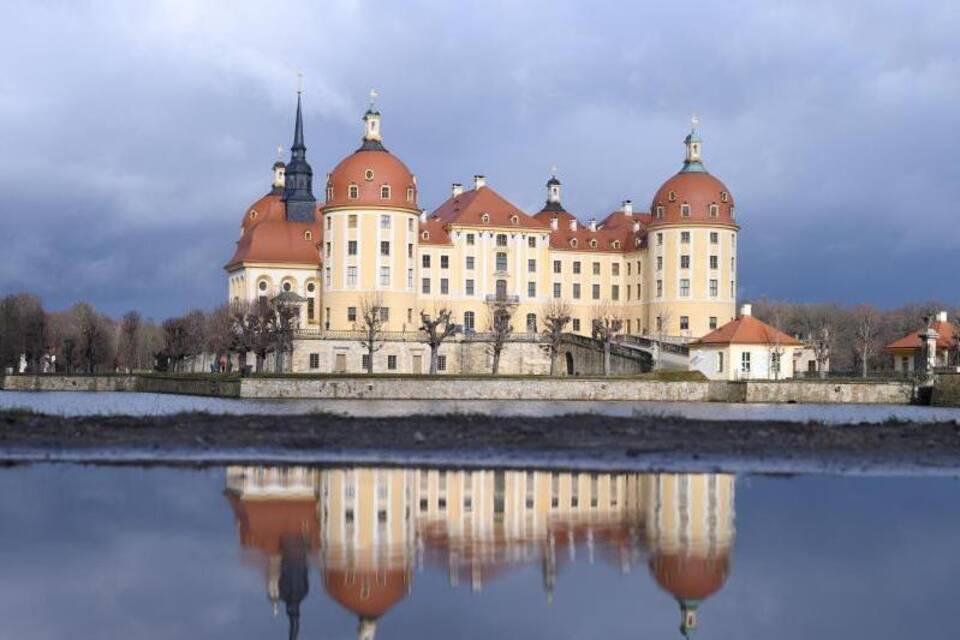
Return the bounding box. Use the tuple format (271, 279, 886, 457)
(681, 114, 706, 173)
(283, 85, 317, 221)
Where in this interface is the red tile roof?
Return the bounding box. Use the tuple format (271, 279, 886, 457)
(535, 206, 648, 253)
(886, 321, 956, 351)
(418, 217, 452, 245)
(691, 315, 803, 346)
(432, 186, 549, 230)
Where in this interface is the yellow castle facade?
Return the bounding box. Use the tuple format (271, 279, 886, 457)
(225, 94, 740, 373)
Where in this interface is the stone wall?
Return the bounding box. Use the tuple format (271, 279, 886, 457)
(0, 375, 137, 392)
(932, 374, 960, 407)
(743, 380, 914, 404)
(136, 375, 241, 398)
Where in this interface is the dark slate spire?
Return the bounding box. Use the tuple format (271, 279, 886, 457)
(542, 168, 565, 212)
(283, 92, 317, 222)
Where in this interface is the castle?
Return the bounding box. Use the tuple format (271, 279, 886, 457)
(225, 92, 739, 374)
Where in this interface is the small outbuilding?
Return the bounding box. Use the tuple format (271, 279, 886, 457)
(885, 311, 957, 374)
(689, 304, 804, 380)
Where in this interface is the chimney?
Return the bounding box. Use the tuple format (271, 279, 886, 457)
(589, 218, 597, 232)
(473, 175, 486, 189)
(740, 303, 752, 317)
(622, 200, 633, 215)
(569, 219, 577, 231)
(937, 310, 948, 323)
(451, 183, 464, 197)
(419, 210, 427, 223)
(550, 217, 558, 231)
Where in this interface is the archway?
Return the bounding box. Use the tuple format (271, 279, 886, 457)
(565, 352, 574, 375)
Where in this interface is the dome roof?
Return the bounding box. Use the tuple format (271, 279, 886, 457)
(649, 171, 736, 226)
(324, 568, 410, 619)
(240, 193, 287, 232)
(226, 193, 323, 269)
(325, 149, 418, 210)
(649, 552, 731, 601)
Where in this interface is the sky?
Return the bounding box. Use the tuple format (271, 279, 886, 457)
(1, 0, 958, 320)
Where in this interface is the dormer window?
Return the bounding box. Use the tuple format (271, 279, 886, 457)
(730, 206, 736, 219)
(421, 230, 430, 241)
(249, 210, 258, 220)
(380, 185, 391, 199)
(612, 240, 621, 249)
(303, 230, 313, 241)
(510, 214, 519, 225)
(680, 203, 691, 217)
(655, 204, 664, 218)
(589, 239, 598, 248)
(406, 187, 415, 203)
(668, 191, 677, 202)
(481, 213, 490, 224)
(709, 203, 719, 217)
(348, 184, 359, 199)
(364, 169, 375, 181)
(326, 186, 334, 201)
(570, 238, 579, 248)
(720, 191, 729, 203)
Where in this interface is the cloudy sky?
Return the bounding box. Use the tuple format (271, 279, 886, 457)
(1, 0, 957, 319)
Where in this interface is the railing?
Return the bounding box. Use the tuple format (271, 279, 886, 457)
(617, 334, 690, 356)
(295, 329, 423, 341)
(484, 294, 520, 304)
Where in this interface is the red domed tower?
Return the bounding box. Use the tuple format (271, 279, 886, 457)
(646, 118, 739, 340)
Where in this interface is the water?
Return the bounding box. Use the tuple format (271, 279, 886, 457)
(4, 390, 960, 423)
(0, 462, 957, 639)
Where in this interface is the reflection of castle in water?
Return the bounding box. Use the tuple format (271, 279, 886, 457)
(225, 466, 735, 639)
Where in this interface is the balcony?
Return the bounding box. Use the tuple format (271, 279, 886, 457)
(485, 294, 520, 304)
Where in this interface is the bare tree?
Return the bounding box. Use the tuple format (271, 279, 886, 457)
(118, 310, 141, 372)
(419, 307, 457, 375)
(269, 299, 299, 373)
(592, 304, 624, 376)
(541, 299, 572, 376)
(486, 302, 515, 375)
(0, 293, 47, 372)
(204, 304, 235, 372)
(852, 304, 880, 378)
(763, 307, 787, 380)
(72, 302, 113, 373)
(355, 294, 386, 375)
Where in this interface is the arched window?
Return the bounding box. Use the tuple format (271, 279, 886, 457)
(249, 210, 258, 220)
(612, 240, 621, 249)
(570, 238, 578, 248)
(589, 239, 598, 248)
(655, 205, 664, 218)
(348, 184, 359, 199)
(708, 203, 719, 217)
(720, 191, 729, 203)
(406, 187, 415, 203)
(526, 313, 537, 333)
(510, 214, 519, 225)
(680, 203, 691, 217)
(303, 230, 312, 240)
(380, 185, 391, 199)
(668, 191, 677, 202)
(421, 230, 430, 241)
(481, 213, 490, 224)
(326, 185, 333, 201)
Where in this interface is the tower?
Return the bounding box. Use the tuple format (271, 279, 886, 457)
(283, 91, 317, 222)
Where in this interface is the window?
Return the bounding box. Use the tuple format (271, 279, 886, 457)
(380, 214, 391, 229)
(307, 282, 316, 293)
(464, 311, 475, 332)
(680, 315, 689, 330)
(326, 216, 332, 230)
(388, 355, 397, 370)
(627, 263, 631, 276)
(636, 260, 642, 274)
(363, 169, 375, 181)
(680, 279, 690, 297)
(655, 204, 664, 218)
(573, 283, 581, 299)
(573, 261, 581, 274)
(612, 285, 619, 300)
(668, 190, 677, 202)
(656, 280, 663, 297)
(612, 263, 620, 276)
(526, 313, 537, 332)
(406, 187, 415, 203)
(380, 241, 390, 256)
(347, 307, 357, 322)
(741, 352, 751, 373)
(710, 232, 719, 244)
(717, 352, 724, 373)
(721, 191, 729, 203)
(437, 355, 447, 371)
(380, 185, 391, 199)
(422, 278, 431, 294)
(380, 266, 390, 286)
(656, 256, 663, 271)
(440, 255, 449, 269)
(496, 279, 507, 297)
(324, 242, 331, 258)
(465, 279, 475, 295)
(496, 234, 507, 247)
(528, 236, 536, 248)
(709, 203, 719, 217)
(681, 255, 690, 269)
(348, 214, 357, 228)
(408, 218, 414, 232)
(481, 213, 490, 224)
(496, 252, 508, 271)
(258, 280, 268, 292)
(348, 240, 358, 255)
(527, 281, 536, 297)
(710, 255, 718, 270)
(362, 354, 370, 370)
(407, 243, 413, 258)
(326, 184, 334, 200)
(681, 231, 690, 244)
(553, 283, 561, 298)
(772, 352, 782, 374)
(589, 239, 598, 248)
(422, 254, 431, 268)
(572, 318, 581, 332)
(731, 280, 736, 297)
(324, 267, 331, 287)
(510, 214, 519, 225)
(709, 279, 718, 297)
(440, 278, 449, 294)
(680, 203, 691, 217)
(528, 258, 536, 273)
(303, 230, 312, 241)
(656, 232, 663, 246)
(592, 262, 600, 275)
(709, 316, 718, 330)
(570, 238, 578, 248)
(347, 266, 358, 286)
(592, 284, 600, 300)
(553, 260, 561, 274)
(407, 268, 414, 288)
(730, 206, 736, 219)
(348, 184, 359, 199)
(656, 316, 663, 332)
(309, 353, 320, 369)
(636, 283, 641, 298)
(466, 256, 474, 270)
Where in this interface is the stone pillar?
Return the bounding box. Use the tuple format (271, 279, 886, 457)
(922, 327, 939, 373)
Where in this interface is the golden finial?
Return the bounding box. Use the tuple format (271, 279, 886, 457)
(296, 71, 304, 95)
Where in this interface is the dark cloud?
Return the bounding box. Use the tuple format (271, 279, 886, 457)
(1, 0, 957, 318)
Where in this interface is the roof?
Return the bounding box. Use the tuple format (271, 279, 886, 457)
(649, 171, 736, 227)
(226, 217, 323, 269)
(418, 217, 452, 245)
(224, 493, 321, 555)
(886, 321, 956, 351)
(325, 148, 418, 211)
(536, 205, 648, 253)
(691, 315, 803, 347)
(324, 568, 410, 619)
(650, 552, 731, 601)
(431, 185, 549, 230)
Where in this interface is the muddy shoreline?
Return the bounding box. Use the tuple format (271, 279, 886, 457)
(2, 411, 960, 473)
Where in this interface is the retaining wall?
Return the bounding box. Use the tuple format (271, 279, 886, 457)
(932, 374, 960, 407)
(743, 380, 914, 404)
(0, 375, 137, 392)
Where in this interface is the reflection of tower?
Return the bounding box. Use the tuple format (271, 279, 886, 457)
(645, 474, 736, 638)
(225, 466, 321, 640)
